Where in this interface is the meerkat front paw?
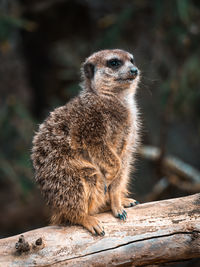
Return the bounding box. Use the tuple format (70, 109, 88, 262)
(110, 190, 127, 220)
(112, 198, 140, 221)
(122, 197, 140, 208)
(111, 205, 127, 221)
(81, 215, 105, 236)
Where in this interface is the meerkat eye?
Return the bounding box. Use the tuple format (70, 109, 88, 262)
(107, 58, 123, 69)
(130, 57, 135, 64)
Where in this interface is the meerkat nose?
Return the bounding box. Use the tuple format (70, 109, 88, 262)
(130, 67, 138, 76)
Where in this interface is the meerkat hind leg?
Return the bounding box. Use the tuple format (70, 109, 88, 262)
(80, 215, 105, 236)
(52, 211, 105, 236)
(74, 191, 105, 236)
(79, 181, 105, 235)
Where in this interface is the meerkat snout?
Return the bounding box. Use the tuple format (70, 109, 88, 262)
(130, 67, 138, 77)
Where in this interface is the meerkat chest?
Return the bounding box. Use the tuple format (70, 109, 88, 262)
(124, 93, 138, 147)
(125, 93, 137, 128)
(109, 94, 138, 155)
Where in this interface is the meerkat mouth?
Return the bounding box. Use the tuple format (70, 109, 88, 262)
(115, 77, 136, 82)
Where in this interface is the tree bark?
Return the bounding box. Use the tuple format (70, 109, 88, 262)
(0, 193, 200, 267)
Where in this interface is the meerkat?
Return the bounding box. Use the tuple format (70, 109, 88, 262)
(31, 49, 140, 236)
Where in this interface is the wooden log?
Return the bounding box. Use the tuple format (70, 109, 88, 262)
(0, 193, 200, 267)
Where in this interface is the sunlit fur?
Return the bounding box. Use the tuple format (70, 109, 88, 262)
(31, 49, 141, 235)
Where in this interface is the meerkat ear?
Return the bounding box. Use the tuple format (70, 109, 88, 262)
(83, 62, 95, 79)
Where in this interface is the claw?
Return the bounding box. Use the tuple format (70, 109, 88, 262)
(93, 228, 98, 236)
(130, 201, 140, 207)
(122, 210, 127, 220)
(122, 210, 127, 216)
(117, 210, 127, 221)
(100, 231, 105, 236)
(118, 214, 123, 220)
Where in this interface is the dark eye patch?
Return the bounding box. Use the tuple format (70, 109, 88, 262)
(130, 57, 135, 64)
(107, 58, 123, 69)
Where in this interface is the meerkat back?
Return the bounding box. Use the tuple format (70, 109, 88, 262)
(32, 49, 140, 236)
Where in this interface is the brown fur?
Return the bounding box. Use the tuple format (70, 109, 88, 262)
(31, 49, 141, 235)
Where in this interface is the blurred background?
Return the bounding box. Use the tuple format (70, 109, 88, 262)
(0, 0, 200, 254)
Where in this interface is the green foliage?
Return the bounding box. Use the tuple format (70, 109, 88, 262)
(0, 96, 35, 196)
(0, 14, 26, 41)
(177, 54, 200, 114)
(176, 0, 190, 24)
(96, 7, 134, 49)
(151, 0, 200, 117)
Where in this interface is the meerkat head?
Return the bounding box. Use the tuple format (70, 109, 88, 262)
(82, 49, 140, 96)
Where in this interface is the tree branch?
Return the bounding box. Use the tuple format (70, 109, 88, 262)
(0, 193, 200, 266)
(139, 145, 200, 183)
